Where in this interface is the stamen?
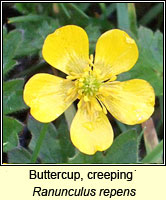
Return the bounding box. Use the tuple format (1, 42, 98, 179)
(69, 72, 79, 76)
(71, 54, 108, 117)
(64, 88, 77, 102)
(91, 98, 102, 112)
(86, 102, 92, 117)
(88, 54, 95, 68)
(76, 72, 101, 99)
(78, 89, 83, 95)
(90, 54, 94, 62)
(67, 87, 74, 95)
(77, 98, 83, 108)
(107, 75, 117, 82)
(96, 97, 108, 114)
(84, 95, 90, 102)
(82, 71, 89, 77)
(92, 68, 101, 79)
(66, 75, 77, 80)
(98, 87, 110, 97)
(78, 82, 84, 87)
(83, 66, 91, 72)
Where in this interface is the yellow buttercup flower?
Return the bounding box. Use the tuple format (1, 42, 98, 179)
(23, 25, 155, 155)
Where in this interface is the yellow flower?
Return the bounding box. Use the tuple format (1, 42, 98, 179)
(23, 25, 155, 155)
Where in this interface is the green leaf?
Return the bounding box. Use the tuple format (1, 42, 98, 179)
(28, 116, 61, 163)
(103, 129, 138, 163)
(116, 3, 129, 30)
(68, 3, 90, 20)
(3, 79, 27, 115)
(99, 3, 107, 16)
(105, 3, 116, 18)
(138, 27, 163, 73)
(14, 3, 54, 16)
(115, 119, 128, 132)
(12, 18, 59, 57)
(57, 116, 75, 161)
(59, 3, 71, 19)
(28, 116, 75, 163)
(3, 29, 22, 76)
(58, 3, 90, 27)
(68, 151, 104, 164)
(76, 3, 90, 12)
(118, 26, 163, 96)
(3, 116, 23, 152)
(159, 95, 163, 123)
(64, 104, 76, 128)
(139, 3, 163, 26)
(14, 3, 38, 14)
(8, 147, 32, 163)
(3, 60, 17, 77)
(30, 123, 48, 163)
(8, 14, 50, 23)
(3, 25, 7, 38)
(69, 129, 138, 164)
(142, 140, 163, 163)
(85, 24, 101, 54)
(128, 3, 138, 36)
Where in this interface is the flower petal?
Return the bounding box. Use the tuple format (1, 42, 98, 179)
(42, 25, 89, 75)
(99, 79, 155, 125)
(23, 73, 77, 123)
(94, 29, 138, 80)
(70, 99, 113, 155)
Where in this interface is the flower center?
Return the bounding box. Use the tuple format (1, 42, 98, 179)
(66, 54, 102, 102)
(78, 73, 101, 98)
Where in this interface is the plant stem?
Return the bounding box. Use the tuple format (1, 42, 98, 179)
(68, 3, 90, 20)
(30, 124, 48, 163)
(99, 3, 106, 18)
(59, 3, 71, 19)
(142, 140, 163, 164)
(128, 3, 138, 37)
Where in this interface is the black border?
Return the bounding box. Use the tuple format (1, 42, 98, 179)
(1, 0, 165, 166)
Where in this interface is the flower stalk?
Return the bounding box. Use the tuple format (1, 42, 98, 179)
(30, 124, 48, 163)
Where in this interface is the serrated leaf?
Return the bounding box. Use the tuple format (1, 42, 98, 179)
(13, 19, 59, 57)
(118, 26, 163, 96)
(138, 27, 163, 72)
(3, 29, 22, 76)
(69, 129, 138, 164)
(8, 147, 32, 163)
(57, 116, 75, 161)
(28, 116, 62, 163)
(28, 116, 74, 163)
(3, 116, 23, 152)
(3, 79, 27, 114)
(3, 60, 17, 77)
(103, 129, 138, 164)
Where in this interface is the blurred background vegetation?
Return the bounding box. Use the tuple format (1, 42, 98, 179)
(3, 2, 163, 164)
